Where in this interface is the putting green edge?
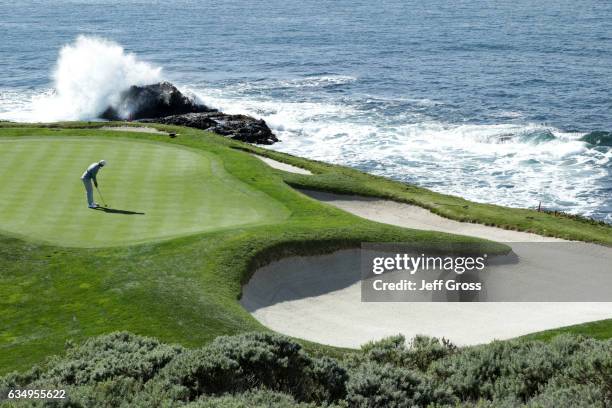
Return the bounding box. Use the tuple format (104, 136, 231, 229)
(0, 135, 290, 248)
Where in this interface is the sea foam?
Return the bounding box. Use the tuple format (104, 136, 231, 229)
(18, 36, 162, 121)
(1, 36, 609, 222)
(191, 85, 610, 221)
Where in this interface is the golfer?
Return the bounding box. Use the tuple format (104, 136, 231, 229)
(81, 160, 106, 208)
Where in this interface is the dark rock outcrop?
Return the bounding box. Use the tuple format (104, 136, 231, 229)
(580, 131, 612, 147)
(101, 82, 213, 120)
(100, 82, 277, 144)
(143, 112, 278, 145)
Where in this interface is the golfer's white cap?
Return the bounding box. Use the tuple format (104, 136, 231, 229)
(99, 160, 107, 167)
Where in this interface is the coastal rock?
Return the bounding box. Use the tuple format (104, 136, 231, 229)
(100, 81, 214, 120)
(144, 112, 278, 145)
(101, 82, 278, 144)
(580, 131, 612, 147)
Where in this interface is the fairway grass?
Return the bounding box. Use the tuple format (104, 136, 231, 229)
(0, 123, 610, 375)
(0, 137, 288, 247)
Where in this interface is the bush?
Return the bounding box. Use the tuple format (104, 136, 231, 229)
(41, 332, 184, 386)
(528, 381, 605, 408)
(544, 338, 612, 407)
(309, 357, 348, 403)
(0, 332, 183, 406)
(155, 332, 309, 400)
(154, 332, 345, 404)
(184, 389, 319, 408)
(359, 334, 456, 371)
(2, 332, 610, 407)
(430, 335, 606, 404)
(53, 377, 149, 408)
(346, 362, 453, 407)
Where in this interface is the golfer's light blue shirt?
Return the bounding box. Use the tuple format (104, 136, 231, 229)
(81, 162, 102, 181)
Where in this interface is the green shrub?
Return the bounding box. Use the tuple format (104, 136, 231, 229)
(184, 389, 318, 408)
(358, 334, 456, 371)
(309, 357, 348, 403)
(42, 332, 183, 385)
(0, 365, 44, 397)
(430, 335, 604, 404)
(154, 332, 345, 404)
(151, 347, 241, 402)
(345, 362, 453, 407)
(527, 381, 605, 408)
(543, 338, 612, 407)
(54, 377, 149, 408)
(1, 332, 610, 407)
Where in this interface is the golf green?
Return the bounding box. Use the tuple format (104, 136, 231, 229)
(0, 136, 289, 247)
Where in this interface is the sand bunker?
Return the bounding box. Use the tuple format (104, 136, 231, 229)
(300, 190, 564, 243)
(252, 154, 312, 175)
(100, 126, 169, 134)
(241, 190, 612, 347)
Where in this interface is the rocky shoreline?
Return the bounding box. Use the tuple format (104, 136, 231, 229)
(101, 82, 278, 145)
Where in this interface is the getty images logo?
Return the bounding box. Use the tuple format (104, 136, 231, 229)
(371, 253, 488, 275)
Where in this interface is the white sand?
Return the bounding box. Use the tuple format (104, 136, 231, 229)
(252, 154, 312, 175)
(241, 190, 612, 347)
(100, 126, 169, 135)
(300, 190, 564, 242)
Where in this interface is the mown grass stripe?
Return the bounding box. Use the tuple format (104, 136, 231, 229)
(0, 136, 288, 247)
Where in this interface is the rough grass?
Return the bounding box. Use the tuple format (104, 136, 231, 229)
(521, 319, 612, 342)
(236, 145, 612, 245)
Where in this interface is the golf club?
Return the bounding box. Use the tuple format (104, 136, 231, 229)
(95, 185, 109, 208)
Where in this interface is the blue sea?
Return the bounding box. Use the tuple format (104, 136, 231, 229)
(1, 0, 611, 222)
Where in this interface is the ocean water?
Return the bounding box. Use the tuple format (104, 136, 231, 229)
(1, 0, 611, 222)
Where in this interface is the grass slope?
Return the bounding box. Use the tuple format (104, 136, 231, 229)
(0, 122, 610, 376)
(521, 318, 612, 342)
(0, 136, 287, 247)
(238, 146, 612, 245)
